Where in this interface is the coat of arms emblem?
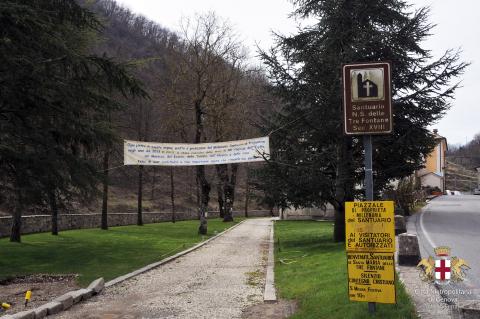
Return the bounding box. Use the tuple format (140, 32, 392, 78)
(417, 246, 470, 284)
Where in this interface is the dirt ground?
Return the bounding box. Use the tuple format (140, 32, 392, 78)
(0, 274, 78, 315)
(0, 275, 298, 319)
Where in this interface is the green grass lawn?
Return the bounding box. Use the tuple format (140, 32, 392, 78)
(275, 221, 417, 319)
(0, 218, 240, 286)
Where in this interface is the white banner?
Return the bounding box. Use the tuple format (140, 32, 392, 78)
(124, 137, 270, 166)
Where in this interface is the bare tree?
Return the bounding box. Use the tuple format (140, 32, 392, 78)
(166, 12, 247, 233)
(87, 2, 275, 226)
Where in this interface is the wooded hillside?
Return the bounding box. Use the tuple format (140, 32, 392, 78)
(0, 0, 275, 222)
(447, 133, 480, 169)
(446, 133, 480, 192)
(83, 0, 275, 217)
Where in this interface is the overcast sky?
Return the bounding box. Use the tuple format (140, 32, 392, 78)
(115, 0, 479, 146)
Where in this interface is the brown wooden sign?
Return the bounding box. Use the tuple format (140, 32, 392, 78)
(343, 62, 392, 135)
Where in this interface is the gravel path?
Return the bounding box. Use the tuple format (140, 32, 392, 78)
(53, 218, 272, 319)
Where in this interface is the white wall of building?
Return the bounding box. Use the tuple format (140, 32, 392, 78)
(420, 173, 443, 190)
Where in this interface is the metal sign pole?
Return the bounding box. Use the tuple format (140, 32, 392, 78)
(364, 135, 373, 201)
(363, 134, 376, 314)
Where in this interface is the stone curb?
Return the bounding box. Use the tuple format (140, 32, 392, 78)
(264, 219, 277, 303)
(32, 306, 47, 319)
(87, 278, 105, 294)
(0, 280, 101, 319)
(10, 310, 35, 319)
(105, 219, 247, 288)
(397, 233, 421, 266)
(43, 301, 62, 316)
(65, 288, 93, 304)
(53, 294, 73, 311)
(454, 300, 480, 318)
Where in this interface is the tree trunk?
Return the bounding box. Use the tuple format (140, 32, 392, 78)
(49, 189, 58, 235)
(333, 137, 355, 242)
(151, 167, 156, 201)
(101, 150, 109, 230)
(10, 186, 23, 243)
(197, 165, 210, 234)
(170, 166, 176, 223)
(244, 165, 250, 218)
(217, 183, 225, 218)
(137, 165, 144, 226)
(333, 202, 345, 242)
(195, 97, 210, 234)
(195, 176, 200, 210)
(223, 163, 238, 222)
(215, 164, 227, 218)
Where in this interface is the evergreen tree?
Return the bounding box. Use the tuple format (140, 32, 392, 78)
(0, 0, 145, 241)
(258, 0, 467, 241)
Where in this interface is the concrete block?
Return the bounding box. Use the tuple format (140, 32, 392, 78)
(66, 288, 94, 302)
(66, 289, 86, 304)
(32, 306, 48, 319)
(54, 293, 73, 310)
(456, 300, 480, 319)
(87, 277, 105, 294)
(394, 215, 407, 235)
(398, 233, 421, 266)
(41, 301, 63, 315)
(264, 224, 276, 303)
(11, 310, 35, 319)
(80, 288, 94, 300)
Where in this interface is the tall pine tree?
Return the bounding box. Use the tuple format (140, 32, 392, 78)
(257, 0, 467, 241)
(0, 0, 145, 241)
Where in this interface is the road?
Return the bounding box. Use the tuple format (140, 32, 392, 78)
(412, 195, 480, 302)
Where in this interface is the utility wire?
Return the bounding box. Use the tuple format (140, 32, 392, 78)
(267, 109, 316, 136)
(98, 164, 125, 173)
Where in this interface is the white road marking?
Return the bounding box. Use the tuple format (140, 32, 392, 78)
(419, 200, 476, 287)
(419, 207, 438, 250)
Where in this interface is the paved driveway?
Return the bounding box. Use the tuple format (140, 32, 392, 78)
(53, 218, 271, 319)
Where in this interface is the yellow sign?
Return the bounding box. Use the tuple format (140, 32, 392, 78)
(347, 252, 396, 304)
(345, 201, 395, 252)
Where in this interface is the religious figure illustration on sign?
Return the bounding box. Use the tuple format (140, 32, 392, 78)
(350, 68, 385, 102)
(417, 246, 470, 285)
